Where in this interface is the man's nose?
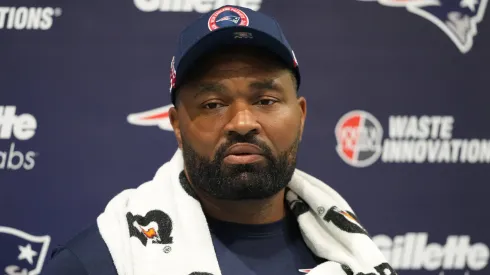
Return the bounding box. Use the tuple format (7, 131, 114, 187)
(224, 104, 261, 137)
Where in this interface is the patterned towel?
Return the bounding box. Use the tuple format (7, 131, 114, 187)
(97, 149, 397, 275)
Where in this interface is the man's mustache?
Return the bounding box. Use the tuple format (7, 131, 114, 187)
(214, 134, 273, 162)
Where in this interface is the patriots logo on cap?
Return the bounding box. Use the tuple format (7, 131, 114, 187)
(362, 0, 488, 53)
(0, 226, 51, 275)
(216, 15, 241, 24)
(208, 6, 250, 31)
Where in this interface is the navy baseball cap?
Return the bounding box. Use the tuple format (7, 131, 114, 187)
(169, 5, 300, 105)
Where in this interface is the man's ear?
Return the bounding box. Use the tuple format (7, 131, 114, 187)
(169, 106, 182, 149)
(297, 96, 307, 141)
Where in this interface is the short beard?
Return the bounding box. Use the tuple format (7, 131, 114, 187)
(181, 132, 300, 201)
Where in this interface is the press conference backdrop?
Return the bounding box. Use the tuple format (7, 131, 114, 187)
(1, 0, 489, 274)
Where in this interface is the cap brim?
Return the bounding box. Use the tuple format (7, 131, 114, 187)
(175, 26, 298, 90)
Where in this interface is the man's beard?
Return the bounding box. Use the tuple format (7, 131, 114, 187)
(181, 132, 300, 201)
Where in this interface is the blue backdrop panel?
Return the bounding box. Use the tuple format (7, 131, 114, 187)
(1, 0, 489, 274)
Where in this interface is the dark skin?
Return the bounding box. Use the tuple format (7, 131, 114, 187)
(169, 48, 307, 225)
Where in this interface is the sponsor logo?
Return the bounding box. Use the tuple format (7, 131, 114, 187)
(0, 106, 38, 171)
(0, 226, 51, 275)
(373, 233, 489, 273)
(0, 6, 62, 30)
(134, 0, 262, 13)
(127, 210, 173, 252)
(323, 206, 368, 235)
(208, 6, 249, 31)
(286, 192, 396, 275)
(342, 263, 396, 275)
(335, 110, 490, 167)
(335, 110, 383, 167)
(357, 0, 488, 53)
(127, 104, 173, 131)
(287, 192, 310, 218)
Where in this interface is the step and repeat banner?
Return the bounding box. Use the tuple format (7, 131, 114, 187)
(1, 0, 489, 274)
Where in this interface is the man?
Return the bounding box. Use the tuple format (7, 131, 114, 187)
(44, 5, 395, 275)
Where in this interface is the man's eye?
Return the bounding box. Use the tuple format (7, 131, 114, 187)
(203, 102, 223, 109)
(257, 99, 276, 105)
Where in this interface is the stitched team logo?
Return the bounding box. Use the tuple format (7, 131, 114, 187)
(286, 190, 310, 217)
(323, 206, 368, 235)
(358, 0, 488, 53)
(127, 210, 173, 251)
(335, 110, 383, 168)
(208, 6, 250, 31)
(341, 263, 397, 275)
(0, 226, 51, 275)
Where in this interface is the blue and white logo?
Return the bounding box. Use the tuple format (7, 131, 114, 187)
(0, 226, 51, 275)
(216, 15, 241, 25)
(359, 0, 488, 53)
(208, 6, 249, 31)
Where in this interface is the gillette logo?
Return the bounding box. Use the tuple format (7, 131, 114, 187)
(0, 106, 38, 170)
(374, 233, 489, 273)
(134, 0, 262, 12)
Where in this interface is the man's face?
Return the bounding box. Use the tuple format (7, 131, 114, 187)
(169, 48, 307, 200)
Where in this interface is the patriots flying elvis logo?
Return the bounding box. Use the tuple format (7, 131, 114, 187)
(0, 226, 51, 275)
(216, 15, 241, 24)
(360, 0, 488, 53)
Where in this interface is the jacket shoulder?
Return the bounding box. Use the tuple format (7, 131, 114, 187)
(45, 223, 117, 275)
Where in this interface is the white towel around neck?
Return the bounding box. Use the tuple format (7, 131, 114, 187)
(97, 149, 397, 275)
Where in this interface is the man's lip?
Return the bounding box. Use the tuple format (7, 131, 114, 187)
(224, 143, 263, 156)
(223, 154, 264, 165)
